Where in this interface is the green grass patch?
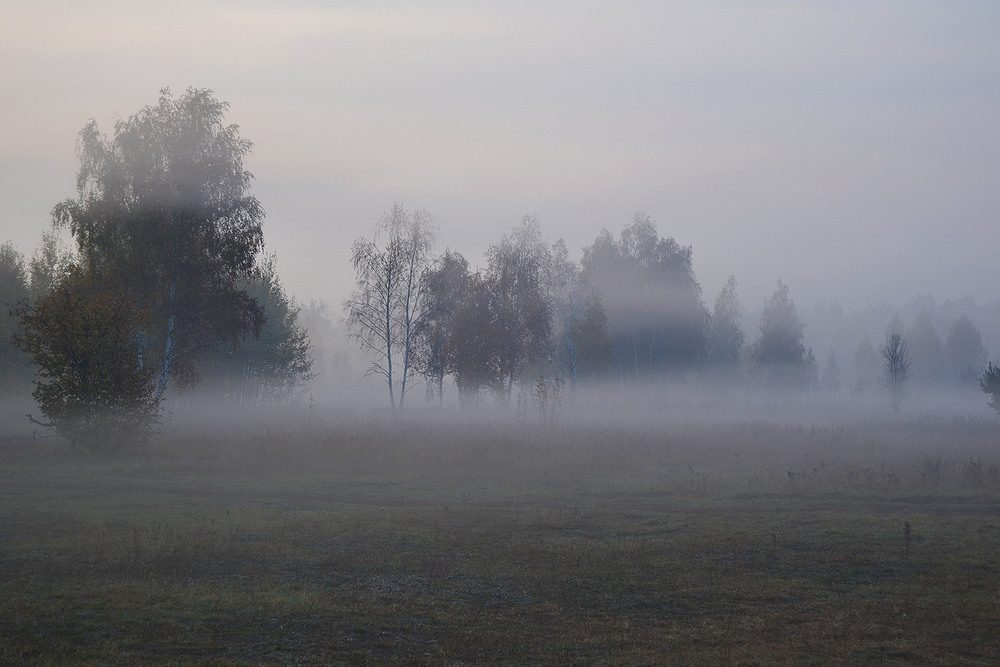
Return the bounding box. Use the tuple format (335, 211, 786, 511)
(1, 418, 999, 664)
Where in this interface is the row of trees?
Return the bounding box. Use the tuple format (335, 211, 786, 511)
(345, 205, 999, 415)
(2, 87, 997, 449)
(894, 312, 987, 387)
(345, 212, 606, 412)
(852, 313, 991, 395)
(1, 89, 313, 449)
(855, 311, 993, 415)
(346, 207, 836, 412)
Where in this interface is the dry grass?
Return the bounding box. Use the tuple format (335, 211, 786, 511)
(1, 416, 999, 664)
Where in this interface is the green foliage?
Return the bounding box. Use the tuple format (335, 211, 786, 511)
(0, 242, 28, 302)
(751, 281, 817, 389)
(409, 216, 558, 409)
(707, 274, 744, 367)
(581, 213, 709, 378)
(413, 249, 469, 405)
(981, 362, 1000, 414)
(28, 229, 74, 300)
(485, 215, 553, 399)
(53, 88, 265, 397)
(572, 290, 612, 380)
(548, 239, 586, 388)
(200, 255, 313, 407)
(12, 268, 159, 450)
(0, 241, 32, 391)
(447, 271, 503, 408)
(752, 282, 804, 366)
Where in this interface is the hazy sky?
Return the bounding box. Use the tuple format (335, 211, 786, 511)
(2, 1, 998, 314)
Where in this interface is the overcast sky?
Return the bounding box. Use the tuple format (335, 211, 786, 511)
(2, 1, 998, 315)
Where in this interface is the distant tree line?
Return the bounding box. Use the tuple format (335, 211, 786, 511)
(344, 207, 839, 412)
(344, 205, 999, 416)
(850, 309, 994, 413)
(2, 88, 998, 448)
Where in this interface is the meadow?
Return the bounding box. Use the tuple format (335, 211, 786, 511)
(1, 413, 999, 664)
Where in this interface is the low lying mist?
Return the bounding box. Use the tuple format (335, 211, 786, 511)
(145, 372, 997, 448)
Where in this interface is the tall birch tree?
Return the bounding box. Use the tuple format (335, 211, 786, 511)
(485, 215, 552, 402)
(345, 204, 436, 413)
(413, 249, 469, 406)
(53, 88, 265, 400)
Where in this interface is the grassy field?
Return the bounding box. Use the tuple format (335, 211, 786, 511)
(1, 415, 999, 664)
